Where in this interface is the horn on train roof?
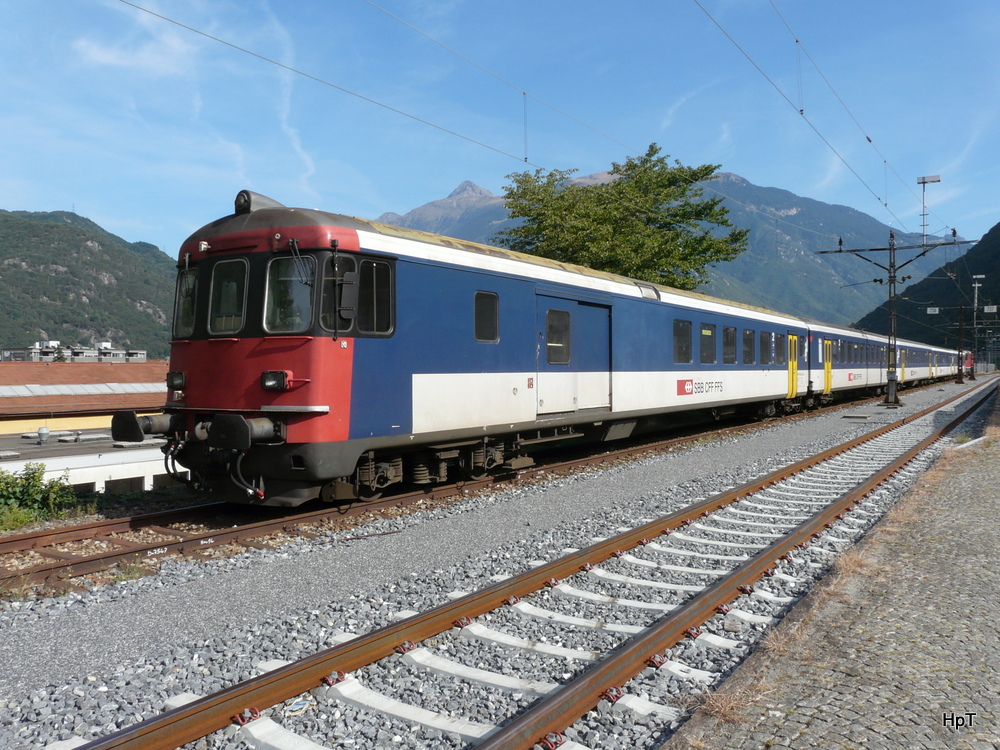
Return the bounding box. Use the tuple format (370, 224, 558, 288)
(234, 190, 287, 215)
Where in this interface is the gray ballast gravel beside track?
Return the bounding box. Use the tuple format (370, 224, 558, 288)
(0, 380, 993, 748)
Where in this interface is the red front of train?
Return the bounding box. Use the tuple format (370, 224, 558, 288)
(113, 191, 373, 505)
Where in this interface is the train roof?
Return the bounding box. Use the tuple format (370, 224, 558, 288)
(183, 191, 953, 353)
(185, 192, 800, 321)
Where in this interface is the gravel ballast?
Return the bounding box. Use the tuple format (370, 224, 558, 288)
(0, 382, 992, 749)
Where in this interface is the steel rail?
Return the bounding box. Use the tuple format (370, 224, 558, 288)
(0, 379, 956, 592)
(475, 381, 998, 749)
(76, 380, 995, 750)
(0, 503, 229, 554)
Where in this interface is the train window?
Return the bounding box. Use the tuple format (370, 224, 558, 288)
(264, 256, 315, 334)
(173, 268, 198, 338)
(673, 320, 692, 364)
(356, 260, 393, 334)
(775, 333, 787, 365)
(700, 324, 717, 364)
(760, 331, 772, 365)
(800, 335, 807, 360)
(474, 291, 499, 343)
(742, 329, 755, 364)
(546, 309, 571, 364)
(723, 326, 737, 364)
(320, 255, 394, 336)
(208, 259, 248, 335)
(321, 254, 356, 333)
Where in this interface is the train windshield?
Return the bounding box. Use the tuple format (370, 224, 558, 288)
(209, 259, 249, 334)
(265, 256, 315, 333)
(173, 268, 198, 338)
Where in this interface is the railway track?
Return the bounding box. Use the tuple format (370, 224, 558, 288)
(0, 382, 946, 596)
(69, 379, 996, 750)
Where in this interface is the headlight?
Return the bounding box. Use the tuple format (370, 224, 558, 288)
(166, 371, 186, 389)
(261, 370, 289, 391)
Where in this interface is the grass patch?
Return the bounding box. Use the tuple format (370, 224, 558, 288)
(832, 547, 870, 577)
(112, 555, 155, 583)
(0, 503, 40, 532)
(759, 621, 802, 657)
(0, 463, 77, 531)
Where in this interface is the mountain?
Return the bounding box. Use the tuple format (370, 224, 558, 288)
(698, 174, 947, 324)
(378, 180, 510, 244)
(0, 210, 175, 358)
(378, 176, 956, 327)
(854, 221, 1000, 351)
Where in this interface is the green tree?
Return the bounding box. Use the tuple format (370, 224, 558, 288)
(493, 144, 748, 290)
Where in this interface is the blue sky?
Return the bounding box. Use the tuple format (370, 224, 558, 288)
(3, 1, 998, 259)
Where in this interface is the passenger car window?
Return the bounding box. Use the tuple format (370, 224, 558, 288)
(723, 326, 737, 364)
(673, 320, 692, 364)
(760, 331, 772, 365)
(474, 292, 499, 343)
(742, 329, 755, 364)
(775, 333, 787, 365)
(700, 323, 717, 364)
(208, 259, 247, 334)
(546, 309, 571, 364)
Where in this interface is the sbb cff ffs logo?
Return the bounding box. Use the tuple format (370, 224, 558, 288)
(676, 379, 724, 396)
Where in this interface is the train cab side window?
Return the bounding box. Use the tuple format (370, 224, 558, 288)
(474, 292, 499, 343)
(173, 268, 198, 338)
(357, 260, 393, 334)
(760, 331, 772, 365)
(320, 255, 394, 336)
(700, 323, 717, 364)
(208, 259, 248, 335)
(673, 319, 692, 364)
(742, 329, 755, 364)
(775, 333, 787, 365)
(723, 326, 737, 364)
(264, 256, 315, 334)
(546, 309, 571, 364)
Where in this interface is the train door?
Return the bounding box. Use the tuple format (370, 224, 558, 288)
(823, 339, 833, 394)
(899, 348, 907, 384)
(535, 295, 611, 415)
(786, 333, 799, 398)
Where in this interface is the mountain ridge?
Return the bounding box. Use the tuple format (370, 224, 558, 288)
(377, 174, 957, 327)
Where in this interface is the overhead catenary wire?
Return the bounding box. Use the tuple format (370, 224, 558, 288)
(117, 0, 965, 255)
(115, 0, 539, 167)
(691, 0, 911, 232)
(116, 0, 842, 244)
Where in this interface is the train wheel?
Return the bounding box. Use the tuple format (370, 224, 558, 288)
(757, 401, 777, 419)
(356, 484, 383, 501)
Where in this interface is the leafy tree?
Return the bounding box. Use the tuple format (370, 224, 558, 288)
(493, 144, 748, 289)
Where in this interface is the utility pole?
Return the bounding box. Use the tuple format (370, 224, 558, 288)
(918, 174, 941, 248)
(818, 230, 965, 405)
(971, 274, 985, 380)
(957, 305, 965, 385)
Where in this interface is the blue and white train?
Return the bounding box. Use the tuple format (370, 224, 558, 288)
(112, 191, 959, 505)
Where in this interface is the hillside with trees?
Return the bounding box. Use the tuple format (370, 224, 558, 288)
(0, 210, 175, 358)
